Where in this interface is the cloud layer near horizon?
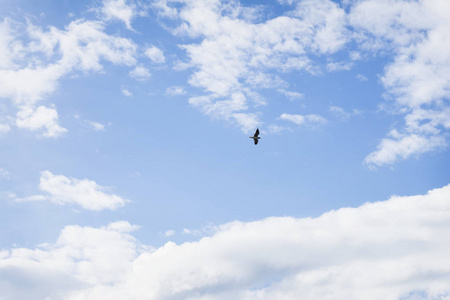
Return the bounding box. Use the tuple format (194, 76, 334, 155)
(2, 184, 450, 300)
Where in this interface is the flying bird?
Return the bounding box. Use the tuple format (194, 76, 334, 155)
(250, 128, 261, 145)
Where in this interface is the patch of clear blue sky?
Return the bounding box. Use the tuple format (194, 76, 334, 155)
(0, 0, 449, 248)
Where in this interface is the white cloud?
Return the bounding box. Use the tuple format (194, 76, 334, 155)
(100, 0, 137, 30)
(0, 19, 22, 69)
(0, 122, 11, 134)
(189, 93, 261, 133)
(17, 171, 129, 211)
(165, 86, 186, 96)
(16, 105, 67, 138)
(277, 89, 304, 101)
(86, 121, 106, 131)
(356, 73, 368, 81)
(129, 66, 151, 80)
(326, 60, 353, 72)
(14, 194, 48, 202)
(145, 46, 166, 64)
(329, 105, 362, 121)
(280, 113, 327, 126)
(163, 230, 175, 237)
(3, 184, 450, 299)
(0, 221, 140, 300)
(365, 130, 446, 168)
(329, 105, 351, 119)
(0, 16, 137, 137)
(122, 88, 133, 97)
(349, 0, 450, 165)
(155, 0, 348, 132)
(156, 0, 450, 165)
(106, 221, 140, 233)
(267, 124, 290, 134)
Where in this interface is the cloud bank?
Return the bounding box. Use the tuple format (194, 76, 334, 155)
(2, 183, 450, 299)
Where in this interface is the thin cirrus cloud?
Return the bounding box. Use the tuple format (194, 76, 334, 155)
(16, 171, 128, 211)
(280, 113, 327, 126)
(2, 184, 450, 299)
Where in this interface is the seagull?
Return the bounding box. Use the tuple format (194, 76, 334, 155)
(250, 128, 261, 145)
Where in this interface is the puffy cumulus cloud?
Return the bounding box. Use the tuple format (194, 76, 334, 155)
(0, 14, 137, 138)
(155, 0, 349, 132)
(0, 221, 140, 300)
(16, 171, 128, 211)
(348, 0, 450, 166)
(3, 184, 450, 299)
(15, 105, 67, 138)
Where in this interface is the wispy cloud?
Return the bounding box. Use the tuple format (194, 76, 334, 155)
(329, 105, 362, 121)
(86, 121, 106, 131)
(165, 86, 186, 96)
(0, 167, 10, 179)
(277, 89, 304, 101)
(280, 113, 327, 126)
(356, 73, 368, 81)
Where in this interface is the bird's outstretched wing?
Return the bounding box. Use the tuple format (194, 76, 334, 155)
(254, 138, 258, 145)
(254, 128, 260, 137)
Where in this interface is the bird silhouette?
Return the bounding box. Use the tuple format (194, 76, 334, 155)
(250, 128, 261, 145)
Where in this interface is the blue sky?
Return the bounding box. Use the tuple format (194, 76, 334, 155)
(1, 0, 450, 299)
